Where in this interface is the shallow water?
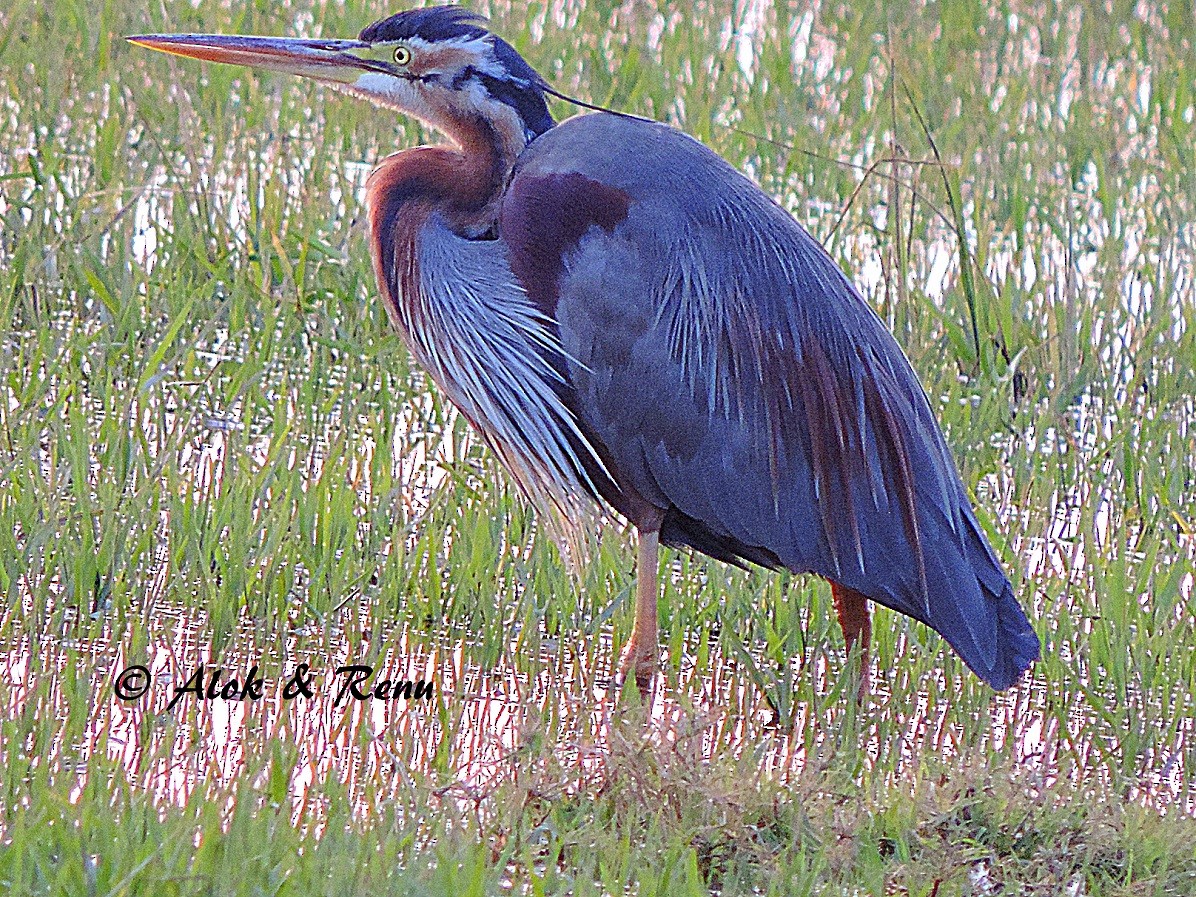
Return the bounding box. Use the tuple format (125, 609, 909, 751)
(2, 0, 1194, 835)
(4, 566, 1193, 822)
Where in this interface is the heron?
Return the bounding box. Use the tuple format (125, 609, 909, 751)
(129, 6, 1039, 696)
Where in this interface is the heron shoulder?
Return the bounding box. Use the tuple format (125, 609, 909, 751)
(516, 112, 746, 202)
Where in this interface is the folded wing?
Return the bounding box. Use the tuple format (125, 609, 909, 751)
(503, 113, 1039, 688)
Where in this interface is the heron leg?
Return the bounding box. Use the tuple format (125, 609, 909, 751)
(616, 523, 661, 694)
(831, 582, 872, 700)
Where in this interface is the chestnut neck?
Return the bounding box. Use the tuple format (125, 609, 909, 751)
(375, 114, 531, 239)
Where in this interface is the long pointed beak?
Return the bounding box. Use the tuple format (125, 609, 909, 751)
(127, 33, 380, 84)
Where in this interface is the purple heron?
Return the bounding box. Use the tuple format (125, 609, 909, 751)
(130, 6, 1039, 695)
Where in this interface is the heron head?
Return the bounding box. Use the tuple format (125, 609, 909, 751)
(129, 6, 555, 151)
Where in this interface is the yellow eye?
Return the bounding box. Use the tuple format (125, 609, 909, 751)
(393, 45, 411, 66)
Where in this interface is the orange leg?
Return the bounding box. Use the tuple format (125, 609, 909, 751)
(831, 582, 872, 700)
(616, 525, 660, 694)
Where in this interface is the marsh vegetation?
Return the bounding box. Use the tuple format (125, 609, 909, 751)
(1, 0, 1194, 892)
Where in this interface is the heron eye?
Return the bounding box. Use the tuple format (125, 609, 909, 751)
(393, 45, 412, 66)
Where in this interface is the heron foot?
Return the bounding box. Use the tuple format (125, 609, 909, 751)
(615, 635, 658, 695)
(849, 657, 871, 704)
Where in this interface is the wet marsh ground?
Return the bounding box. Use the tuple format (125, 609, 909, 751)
(1, 0, 1195, 893)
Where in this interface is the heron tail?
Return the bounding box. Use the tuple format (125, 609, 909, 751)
(975, 579, 1040, 689)
(926, 516, 1040, 690)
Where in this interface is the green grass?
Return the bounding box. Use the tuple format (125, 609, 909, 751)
(2, 0, 1195, 893)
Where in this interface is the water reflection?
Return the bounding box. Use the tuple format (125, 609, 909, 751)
(3, 586, 1192, 823)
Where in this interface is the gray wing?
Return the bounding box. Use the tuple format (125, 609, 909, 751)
(501, 113, 1038, 688)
